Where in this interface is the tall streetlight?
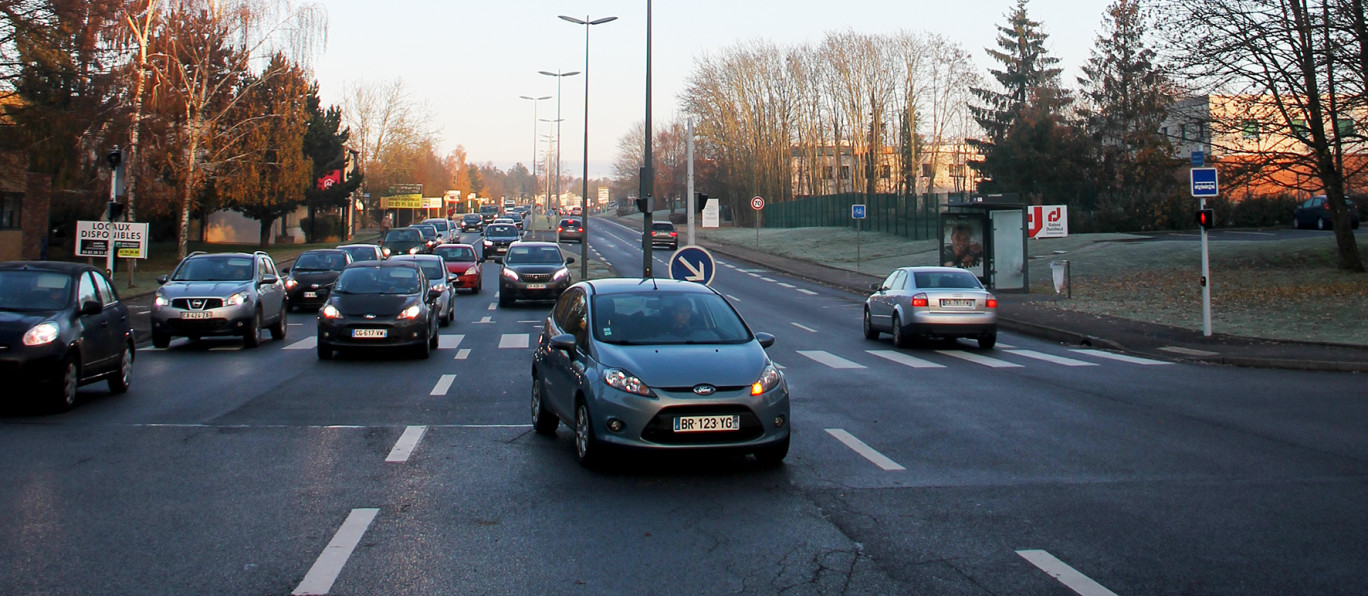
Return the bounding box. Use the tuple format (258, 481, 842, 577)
(519, 95, 551, 208)
(641, 0, 654, 277)
(539, 69, 579, 216)
(560, 14, 617, 281)
(540, 117, 564, 225)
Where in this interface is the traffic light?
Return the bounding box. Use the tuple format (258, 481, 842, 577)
(695, 192, 710, 213)
(107, 201, 125, 221)
(1196, 209, 1214, 230)
(106, 149, 122, 170)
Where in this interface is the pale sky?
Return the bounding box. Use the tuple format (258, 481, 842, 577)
(310, 0, 1110, 179)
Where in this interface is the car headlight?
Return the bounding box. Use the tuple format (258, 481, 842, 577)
(154, 294, 170, 307)
(382, 247, 392, 256)
(320, 304, 341, 319)
(397, 304, 422, 320)
(22, 322, 60, 346)
(604, 368, 655, 397)
(408, 247, 419, 255)
(285, 278, 298, 289)
(501, 268, 519, 281)
(751, 364, 782, 396)
(483, 240, 493, 246)
(552, 268, 569, 281)
(226, 291, 249, 306)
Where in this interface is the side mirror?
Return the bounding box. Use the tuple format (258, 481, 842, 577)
(755, 332, 776, 349)
(869, 283, 882, 291)
(493, 256, 503, 264)
(448, 273, 460, 283)
(259, 275, 279, 286)
(157, 274, 169, 285)
(565, 257, 576, 264)
(80, 300, 103, 316)
(427, 287, 443, 301)
(550, 333, 577, 352)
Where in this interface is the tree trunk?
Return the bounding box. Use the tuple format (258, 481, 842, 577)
(259, 216, 275, 247)
(178, 123, 200, 259)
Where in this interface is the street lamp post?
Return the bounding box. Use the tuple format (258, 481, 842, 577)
(641, 0, 654, 277)
(519, 95, 551, 208)
(540, 117, 564, 228)
(560, 14, 617, 282)
(539, 69, 580, 217)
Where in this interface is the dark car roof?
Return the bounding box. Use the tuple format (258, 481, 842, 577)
(583, 278, 717, 296)
(337, 244, 379, 249)
(301, 248, 348, 256)
(348, 259, 421, 270)
(0, 261, 101, 274)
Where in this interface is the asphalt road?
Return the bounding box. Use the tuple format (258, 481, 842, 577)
(2, 224, 1366, 595)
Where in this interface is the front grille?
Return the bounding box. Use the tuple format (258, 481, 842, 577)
(523, 274, 551, 283)
(640, 405, 763, 445)
(172, 298, 224, 310)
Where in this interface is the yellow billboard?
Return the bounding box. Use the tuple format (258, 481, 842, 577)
(382, 193, 423, 209)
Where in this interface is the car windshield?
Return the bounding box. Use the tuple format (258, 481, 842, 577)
(487, 225, 517, 237)
(340, 246, 378, 262)
(480, 206, 498, 215)
(592, 292, 752, 345)
(293, 252, 347, 271)
(463, 215, 481, 222)
(385, 229, 420, 243)
(333, 267, 422, 295)
(505, 245, 564, 265)
(0, 270, 72, 311)
(913, 271, 983, 289)
(172, 256, 254, 281)
(434, 246, 476, 262)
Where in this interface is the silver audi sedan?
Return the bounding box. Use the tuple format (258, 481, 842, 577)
(863, 266, 998, 349)
(531, 279, 789, 467)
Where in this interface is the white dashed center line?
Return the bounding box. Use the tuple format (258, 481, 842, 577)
(797, 289, 818, 295)
(760, 277, 777, 282)
(453, 349, 471, 360)
(292, 508, 379, 596)
(1016, 550, 1119, 596)
(499, 334, 529, 349)
(791, 322, 817, 333)
(438, 334, 464, 350)
(430, 374, 456, 396)
(777, 282, 795, 288)
(385, 425, 427, 463)
(825, 429, 904, 471)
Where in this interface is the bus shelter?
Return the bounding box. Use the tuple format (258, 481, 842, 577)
(939, 195, 1028, 292)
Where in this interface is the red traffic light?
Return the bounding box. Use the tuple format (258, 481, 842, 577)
(1196, 209, 1214, 230)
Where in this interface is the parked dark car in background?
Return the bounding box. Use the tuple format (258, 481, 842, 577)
(0, 262, 134, 410)
(1294, 195, 1361, 230)
(285, 249, 352, 311)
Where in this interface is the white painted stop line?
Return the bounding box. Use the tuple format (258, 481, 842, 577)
(797, 350, 866, 369)
(866, 350, 945, 369)
(386, 425, 427, 463)
(499, 334, 530, 349)
(935, 350, 1022, 368)
(1016, 550, 1119, 596)
(292, 508, 379, 595)
(431, 374, 456, 396)
(825, 429, 904, 471)
(1005, 349, 1098, 367)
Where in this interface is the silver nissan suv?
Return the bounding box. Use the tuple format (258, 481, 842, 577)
(151, 251, 288, 348)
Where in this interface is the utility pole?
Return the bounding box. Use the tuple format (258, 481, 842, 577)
(640, 0, 654, 277)
(687, 118, 695, 247)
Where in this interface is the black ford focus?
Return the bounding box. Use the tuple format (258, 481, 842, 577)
(315, 261, 442, 360)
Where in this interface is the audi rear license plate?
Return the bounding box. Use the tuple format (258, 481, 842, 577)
(940, 299, 975, 308)
(180, 311, 211, 319)
(352, 329, 387, 339)
(673, 415, 741, 433)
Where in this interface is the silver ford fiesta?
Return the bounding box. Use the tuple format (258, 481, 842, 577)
(531, 279, 790, 467)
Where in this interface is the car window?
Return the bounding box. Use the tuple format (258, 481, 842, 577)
(77, 271, 99, 306)
(94, 272, 119, 306)
(385, 229, 421, 242)
(505, 245, 564, 264)
(652, 223, 674, 231)
(334, 267, 422, 295)
(417, 261, 444, 283)
(415, 226, 436, 239)
(553, 288, 580, 332)
(567, 291, 588, 349)
(880, 271, 899, 290)
(487, 225, 516, 236)
(0, 270, 73, 310)
(913, 271, 984, 289)
(295, 252, 347, 271)
(434, 246, 476, 262)
(341, 246, 378, 262)
(173, 256, 255, 281)
(592, 292, 751, 345)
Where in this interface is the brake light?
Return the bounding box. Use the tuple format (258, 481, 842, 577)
(986, 295, 997, 309)
(911, 293, 928, 307)
(669, 232, 677, 237)
(557, 227, 563, 232)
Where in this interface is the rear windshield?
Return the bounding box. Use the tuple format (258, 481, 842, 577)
(340, 246, 378, 262)
(414, 226, 437, 239)
(559, 219, 580, 228)
(385, 229, 420, 242)
(173, 256, 254, 281)
(592, 292, 751, 345)
(434, 246, 476, 262)
(463, 214, 482, 222)
(480, 206, 499, 214)
(652, 223, 674, 231)
(486, 225, 517, 237)
(0, 270, 73, 310)
(913, 271, 983, 289)
(334, 267, 422, 295)
(424, 220, 448, 231)
(505, 245, 564, 264)
(293, 252, 348, 271)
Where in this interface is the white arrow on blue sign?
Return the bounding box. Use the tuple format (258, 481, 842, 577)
(1190, 167, 1219, 197)
(668, 245, 716, 286)
(852, 204, 866, 219)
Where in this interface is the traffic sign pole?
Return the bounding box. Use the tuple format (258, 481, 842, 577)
(1190, 167, 1217, 337)
(1201, 197, 1212, 337)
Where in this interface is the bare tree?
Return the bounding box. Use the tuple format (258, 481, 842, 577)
(342, 78, 439, 194)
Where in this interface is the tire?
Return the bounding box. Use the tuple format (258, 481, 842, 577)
(1318, 217, 1330, 230)
(862, 308, 879, 340)
(52, 356, 80, 411)
(471, 281, 481, 295)
(317, 339, 333, 360)
(574, 400, 603, 468)
(243, 309, 262, 348)
(416, 330, 432, 359)
(891, 314, 910, 349)
(152, 328, 170, 349)
(428, 325, 439, 350)
(978, 333, 997, 350)
(753, 434, 790, 466)
(531, 377, 559, 435)
(269, 308, 287, 340)
(107, 343, 133, 394)
(498, 293, 512, 308)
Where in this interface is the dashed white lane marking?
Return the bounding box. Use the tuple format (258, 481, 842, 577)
(209, 345, 241, 352)
(475, 316, 493, 324)
(288, 323, 305, 327)
(996, 342, 1016, 348)
(761, 277, 777, 282)
(284, 337, 317, 350)
(726, 295, 741, 302)
(518, 320, 540, 323)
(453, 349, 471, 360)
(1016, 550, 1119, 596)
(777, 282, 795, 288)
(1005, 349, 1098, 367)
(797, 350, 866, 369)
(499, 334, 530, 349)
(722, 263, 736, 268)
(136, 310, 151, 315)
(935, 350, 1023, 368)
(1228, 231, 1275, 236)
(487, 303, 497, 311)
(791, 322, 817, 333)
(1070, 349, 1172, 365)
(825, 428, 905, 471)
(385, 425, 427, 463)
(797, 289, 818, 295)
(1158, 346, 1219, 357)
(291, 508, 379, 596)
(747, 273, 761, 278)
(438, 334, 464, 350)
(867, 350, 945, 369)
(430, 374, 456, 396)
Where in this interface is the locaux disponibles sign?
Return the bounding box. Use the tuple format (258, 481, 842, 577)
(75, 220, 149, 259)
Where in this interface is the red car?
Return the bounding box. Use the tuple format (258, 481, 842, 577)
(434, 244, 482, 293)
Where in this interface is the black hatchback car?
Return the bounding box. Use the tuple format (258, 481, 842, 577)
(498, 242, 575, 307)
(381, 227, 426, 257)
(482, 223, 521, 261)
(460, 213, 484, 232)
(316, 261, 442, 360)
(0, 262, 134, 410)
(284, 249, 351, 311)
(1294, 195, 1361, 230)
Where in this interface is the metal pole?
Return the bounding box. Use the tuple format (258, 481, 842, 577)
(642, 0, 653, 278)
(857, 219, 861, 272)
(107, 160, 116, 278)
(687, 117, 695, 246)
(1201, 197, 1212, 336)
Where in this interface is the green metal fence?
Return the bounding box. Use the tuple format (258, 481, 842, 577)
(761, 192, 953, 240)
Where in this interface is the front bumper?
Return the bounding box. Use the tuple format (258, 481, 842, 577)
(589, 381, 791, 452)
(500, 278, 571, 301)
(316, 316, 430, 350)
(0, 344, 67, 392)
(152, 303, 256, 337)
(287, 287, 330, 308)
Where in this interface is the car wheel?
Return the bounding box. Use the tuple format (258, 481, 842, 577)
(107, 342, 133, 394)
(428, 325, 440, 350)
(1318, 217, 1330, 230)
(152, 328, 170, 349)
(471, 282, 480, 295)
(978, 333, 997, 350)
(317, 339, 333, 360)
(269, 308, 287, 340)
(862, 308, 879, 340)
(243, 309, 262, 348)
(531, 377, 558, 435)
(498, 293, 512, 308)
(753, 434, 790, 466)
(1292, 217, 1303, 230)
(574, 400, 603, 468)
(52, 356, 80, 411)
(891, 314, 910, 349)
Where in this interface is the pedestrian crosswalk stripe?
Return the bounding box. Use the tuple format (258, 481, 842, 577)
(935, 350, 1022, 368)
(826, 428, 904, 471)
(284, 337, 317, 350)
(866, 350, 945, 369)
(1005, 349, 1098, 367)
(1070, 349, 1171, 365)
(499, 334, 530, 349)
(797, 350, 866, 369)
(454, 349, 471, 360)
(439, 334, 464, 350)
(430, 374, 456, 396)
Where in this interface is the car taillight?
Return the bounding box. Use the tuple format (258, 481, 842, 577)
(669, 232, 677, 237)
(911, 293, 928, 307)
(557, 227, 563, 232)
(986, 295, 997, 308)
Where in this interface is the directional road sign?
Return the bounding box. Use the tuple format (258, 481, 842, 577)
(668, 245, 716, 286)
(852, 204, 866, 219)
(1190, 167, 1219, 197)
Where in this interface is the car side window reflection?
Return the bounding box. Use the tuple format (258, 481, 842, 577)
(567, 292, 589, 349)
(77, 272, 99, 307)
(881, 271, 898, 290)
(553, 289, 578, 333)
(94, 272, 119, 306)
(892, 271, 908, 291)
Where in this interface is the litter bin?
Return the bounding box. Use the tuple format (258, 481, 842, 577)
(1050, 260, 1070, 298)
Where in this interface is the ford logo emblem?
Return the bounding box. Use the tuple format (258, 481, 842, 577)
(692, 384, 716, 396)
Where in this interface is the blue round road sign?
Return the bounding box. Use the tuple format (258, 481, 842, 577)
(668, 246, 715, 286)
